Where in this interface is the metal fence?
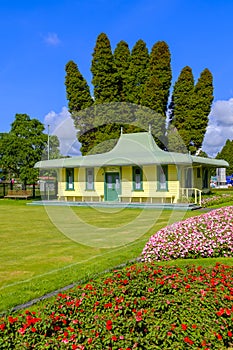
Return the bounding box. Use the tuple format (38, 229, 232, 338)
(0, 181, 58, 199)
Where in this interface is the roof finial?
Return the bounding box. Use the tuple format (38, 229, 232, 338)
(148, 124, 151, 134)
(121, 126, 123, 135)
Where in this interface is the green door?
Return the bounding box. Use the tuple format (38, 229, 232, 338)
(105, 173, 120, 201)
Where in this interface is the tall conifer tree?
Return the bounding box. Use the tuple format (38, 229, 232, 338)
(65, 60, 93, 114)
(142, 41, 172, 115)
(65, 60, 94, 153)
(91, 33, 119, 103)
(169, 66, 195, 151)
(125, 39, 149, 104)
(190, 68, 214, 152)
(113, 40, 130, 101)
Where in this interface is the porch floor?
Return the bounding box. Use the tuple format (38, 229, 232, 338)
(28, 200, 202, 211)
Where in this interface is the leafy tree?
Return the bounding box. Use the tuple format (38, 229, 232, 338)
(125, 39, 149, 104)
(0, 114, 47, 187)
(113, 40, 130, 101)
(42, 135, 62, 160)
(91, 33, 119, 103)
(216, 139, 233, 175)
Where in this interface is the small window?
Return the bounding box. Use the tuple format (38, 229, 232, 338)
(197, 168, 201, 178)
(157, 165, 168, 191)
(133, 166, 143, 191)
(66, 168, 74, 190)
(86, 168, 94, 190)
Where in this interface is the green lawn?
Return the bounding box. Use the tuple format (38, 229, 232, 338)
(0, 199, 203, 313)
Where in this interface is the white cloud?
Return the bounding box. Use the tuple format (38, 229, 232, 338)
(44, 107, 81, 156)
(43, 32, 61, 46)
(202, 98, 233, 157)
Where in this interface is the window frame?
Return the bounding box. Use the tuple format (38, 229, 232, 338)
(157, 165, 168, 191)
(132, 166, 143, 191)
(86, 167, 95, 191)
(66, 168, 74, 191)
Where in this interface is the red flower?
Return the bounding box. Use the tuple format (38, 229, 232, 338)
(216, 308, 225, 316)
(31, 327, 36, 332)
(228, 331, 233, 337)
(112, 335, 117, 341)
(0, 323, 5, 331)
(104, 302, 112, 308)
(181, 323, 188, 331)
(8, 316, 18, 323)
(216, 333, 222, 340)
(184, 336, 194, 345)
(167, 331, 172, 336)
(106, 320, 112, 330)
(136, 310, 143, 322)
(87, 338, 93, 344)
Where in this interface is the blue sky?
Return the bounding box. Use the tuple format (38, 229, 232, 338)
(0, 0, 233, 156)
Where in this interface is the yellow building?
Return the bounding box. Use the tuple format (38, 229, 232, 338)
(35, 132, 228, 206)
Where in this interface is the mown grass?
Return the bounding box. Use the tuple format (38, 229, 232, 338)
(0, 199, 203, 313)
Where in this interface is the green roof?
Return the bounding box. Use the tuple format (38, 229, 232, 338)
(35, 132, 229, 169)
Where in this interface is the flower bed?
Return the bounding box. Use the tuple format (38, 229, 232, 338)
(1, 262, 233, 349)
(142, 206, 233, 262)
(201, 193, 233, 208)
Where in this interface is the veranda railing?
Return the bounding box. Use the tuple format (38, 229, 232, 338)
(180, 187, 202, 206)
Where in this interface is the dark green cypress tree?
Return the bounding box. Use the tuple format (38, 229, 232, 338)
(65, 60, 93, 114)
(113, 40, 130, 101)
(125, 39, 149, 104)
(91, 33, 119, 103)
(65, 60, 94, 154)
(142, 41, 172, 115)
(190, 68, 214, 152)
(169, 66, 195, 151)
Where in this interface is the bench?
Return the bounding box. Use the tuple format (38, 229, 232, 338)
(118, 193, 175, 204)
(4, 190, 32, 199)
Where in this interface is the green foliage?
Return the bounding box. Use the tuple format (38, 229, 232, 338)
(216, 139, 233, 175)
(190, 68, 214, 152)
(65, 60, 93, 114)
(169, 66, 213, 154)
(1, 263, 233, 349)
(142, 41, 172, 116)
(91, 33, 119, 103)
(65, 33, 214, 156)
(125, 39, 149, 104)
(113, 40, 130, 101)
(166, 125, 188, 153)
(169, 66, 194, 150)
(0, 114, 47, 185)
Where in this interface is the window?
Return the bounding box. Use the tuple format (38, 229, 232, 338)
(133, 166, 143, 191)
(157, 165, 168, 191)
(66, 168, 74, 190)
(202, 168, 209, 189)
(197, 168, 201, 178)
(86, 168, 94, 190)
